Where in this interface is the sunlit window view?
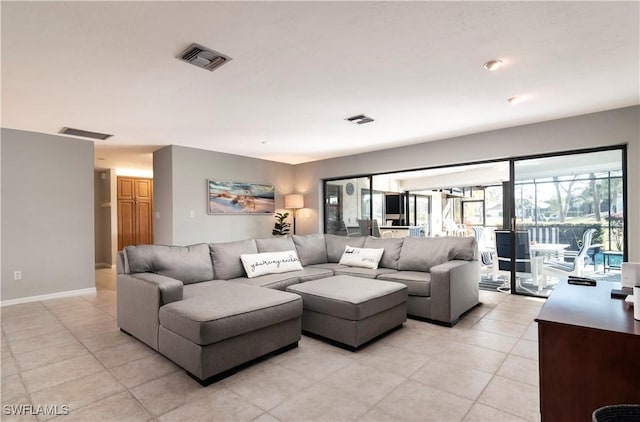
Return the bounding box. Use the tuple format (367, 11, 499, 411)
(324, 148, 625, 298)
(511, 150, 624, 296)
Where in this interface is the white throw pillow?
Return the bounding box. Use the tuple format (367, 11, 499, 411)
(339, 246, 385, 269)
(240, 250, 303, 278)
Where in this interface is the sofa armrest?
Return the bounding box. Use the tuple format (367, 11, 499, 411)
(116, 273, 183, 350)
(429, 260, 480, 325)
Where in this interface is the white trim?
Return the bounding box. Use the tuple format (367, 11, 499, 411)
(1, 287, 97, 307)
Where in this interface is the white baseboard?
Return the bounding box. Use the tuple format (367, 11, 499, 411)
(1, 287, 98, 307)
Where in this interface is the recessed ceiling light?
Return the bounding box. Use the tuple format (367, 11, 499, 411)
(507, 96, 524, 105)
(483, 60, 503, 71)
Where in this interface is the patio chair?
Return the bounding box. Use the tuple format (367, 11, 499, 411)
(339, 220, 358, 237)
(472, 226, 496, 280)
(543, 228, 599, 278)
(357, 219, 392, 238)
(527, 226, 560, 244)
(443, 219, 466, 236)
(408, 226, 424, 237)
(493, 230, 541, 293)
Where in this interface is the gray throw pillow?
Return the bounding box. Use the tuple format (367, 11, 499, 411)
(398, 237, 438, 271)
(209, 239, 258, 279)
(398, 236, 477, 272)
(124, 243, 214, 284)
(364, 237, 404, 269)
(292, 234, 328, 266)
(255, 236, 296, 253)
(444, 236, 478, 261)
(325, 234, 365, 263)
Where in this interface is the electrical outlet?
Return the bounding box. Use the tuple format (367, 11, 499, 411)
(189, 211, 195, 218)
(14, 271, 22, 281)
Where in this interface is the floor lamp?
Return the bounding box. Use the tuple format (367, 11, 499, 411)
(284, 194, 304, 235)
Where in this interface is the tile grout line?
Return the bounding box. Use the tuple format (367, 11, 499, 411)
(9, 296, 154, 420)
(36, 299, 124, 419)
(53, 298, 162, 420)
(460, 301, 542, 421)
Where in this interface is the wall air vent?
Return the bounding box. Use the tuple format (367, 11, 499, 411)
(177, 43, 231, 72)
(345, 114, 374, 125)
(59, 127, 112, 140)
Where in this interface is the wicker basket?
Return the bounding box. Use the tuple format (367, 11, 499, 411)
(593, 405, 640, 422)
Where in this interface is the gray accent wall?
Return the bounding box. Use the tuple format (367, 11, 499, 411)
(293, 106, 640, 261)
(94, 169, 112, 267)
(1, 128, 95, 301)
(153, 146, 173, 245)
(153, 145, 295, 245)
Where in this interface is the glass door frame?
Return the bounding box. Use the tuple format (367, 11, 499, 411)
(507, 145, 628, 297)
(321, 145, 628, 298)
(322, 174, 375, 236)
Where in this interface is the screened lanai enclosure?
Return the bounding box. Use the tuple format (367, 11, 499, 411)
(323, 147, 626, 298)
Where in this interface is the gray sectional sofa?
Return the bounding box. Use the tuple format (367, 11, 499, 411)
(117, 233, 479, 384)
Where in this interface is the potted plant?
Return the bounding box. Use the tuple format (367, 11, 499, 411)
(272, 212, 291, 236)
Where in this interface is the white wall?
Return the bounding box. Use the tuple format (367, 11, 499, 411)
(293, 106, 640, 260)
(1, 128, 95, 300)
(153, 145, 296, 245)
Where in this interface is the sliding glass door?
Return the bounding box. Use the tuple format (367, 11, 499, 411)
(511, 148, 625, 297)
(322, 147, 626, 298)
(324, 176, 372, 236)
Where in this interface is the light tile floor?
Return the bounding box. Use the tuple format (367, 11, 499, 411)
(1, 268, 544, 421)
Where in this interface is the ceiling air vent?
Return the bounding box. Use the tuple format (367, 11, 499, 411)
(177, 43, 231, 72)
(345, 114, 374, 125)
(59, 127, 112, 140)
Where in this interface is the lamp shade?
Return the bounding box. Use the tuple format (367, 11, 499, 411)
(284, 194, 304, 209)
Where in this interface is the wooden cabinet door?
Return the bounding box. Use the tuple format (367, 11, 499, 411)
(133, 178, 153, 245)
(118, 177, 153, 250)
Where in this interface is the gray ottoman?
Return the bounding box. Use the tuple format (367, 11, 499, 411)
(158, 281, 303, 385)
(286, 275, 407, 349)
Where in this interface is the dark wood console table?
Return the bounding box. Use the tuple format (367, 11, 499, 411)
(535, 279, 640, 421)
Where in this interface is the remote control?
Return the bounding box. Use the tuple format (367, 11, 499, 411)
(568, 276, 596, 286)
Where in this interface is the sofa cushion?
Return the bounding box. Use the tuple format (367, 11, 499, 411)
(159, 281, 302, 346)
(306, 263, 343, 271)
(255, 236, 296, 253)
(209, 239, 258, 279)
(240, 251, 303, 278)
(398, 236, 477, 272)
(182, 280, 227, 299)
(295, 267, 335, 282)
(333, 266, 397, 279)
(363, 237, 404, 269)
(124, 243, 214, 284)
(339, 246, 384, 269)
(325, 234, 365, 262)
(377, 271, 431, 297)
(233, 267, 334, 290)
(233, 273, 300, 291)
(292, 234, 328, 266)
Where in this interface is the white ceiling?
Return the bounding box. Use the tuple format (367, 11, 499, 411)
(2, 1, 638, 171)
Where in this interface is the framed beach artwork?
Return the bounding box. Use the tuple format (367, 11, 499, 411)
(207, 180, 275, 214)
